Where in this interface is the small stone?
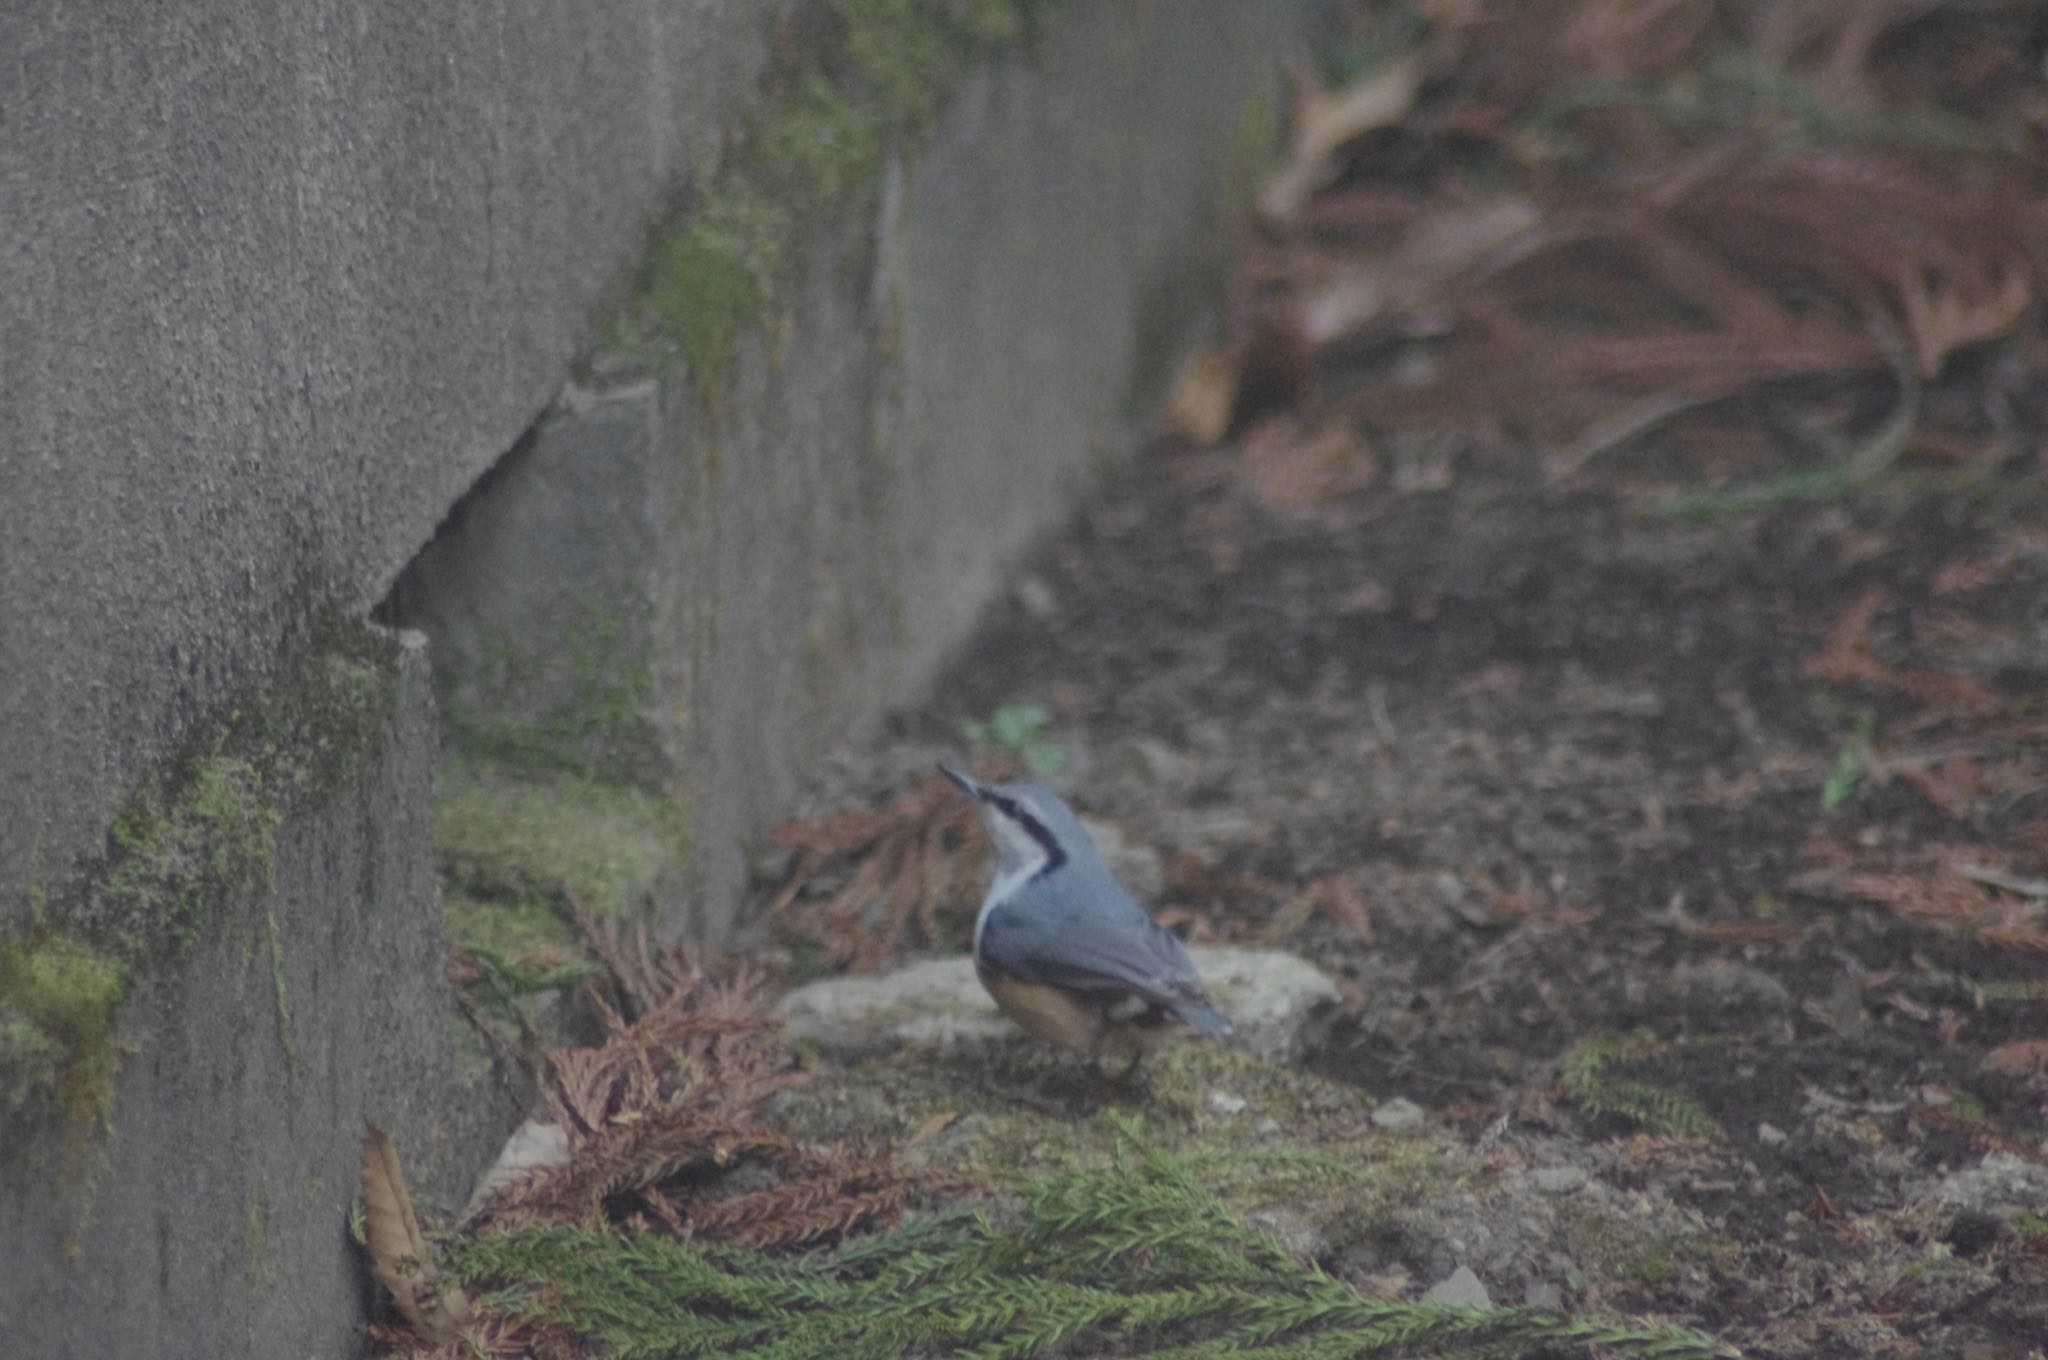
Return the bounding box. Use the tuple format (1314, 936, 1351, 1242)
(1756, 1122, 1788, 1147)
(1371, 1097, 1426, 1131)
(1529, 1166, 1587, 1195)
(463, 1120, 571, 1222)
(1207, 1090, 1249, 1116)
(1246, 1207, 1327, 1260)
(1421, 1265, 1494, 1310)
(1189, 947, 1342, 1062)
(1254, 1116, 1283, 1138)
(1669, 961, 1792, 1017)
(1013, 574, 1058, 620)
(1168, 807, 1264, 848)
(1523, 1281, 1562, 1310)
(1125, 736, 1197, 787)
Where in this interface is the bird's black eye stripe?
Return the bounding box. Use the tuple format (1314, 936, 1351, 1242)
(984, 790, 1067, 877)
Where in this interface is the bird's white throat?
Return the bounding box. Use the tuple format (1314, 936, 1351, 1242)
(973, 846, 1048, 955)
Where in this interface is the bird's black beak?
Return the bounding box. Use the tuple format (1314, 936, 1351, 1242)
(937, 761, 983, 799)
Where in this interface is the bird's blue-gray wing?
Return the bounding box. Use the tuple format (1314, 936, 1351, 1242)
(979, 900, 1231, 1034)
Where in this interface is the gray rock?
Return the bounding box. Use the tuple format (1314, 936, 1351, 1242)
(1188, 946, 1343, 1060)
(1668, 961, 1792, 1018)
(1528, 1166, 1588, 1195)
(776, 946, 1339, 1059)
(1372, 1097, 1427, 1131)
(1124, 737, 1199, 788)
(1012, 575, 1059, 621)
(1207, 1089, 1250, 1116)
(1933, 1152, 2048, 1211)
(463, 1119, 573, 1224)
(1422, 1264, 1495, 1309)
(777, 958, 1015, 1053)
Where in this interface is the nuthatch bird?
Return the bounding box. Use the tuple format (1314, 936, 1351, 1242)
(940, 763, 1232, 1072)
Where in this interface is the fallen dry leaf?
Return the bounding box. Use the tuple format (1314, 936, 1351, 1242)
(1893, 759, 1983, 820)
(1314, 873, 1376, 945)
(1803, 588, 2003, 716)
(1163, 348, 1243, 445)
(1260, 55, 1425, 225)
(1240, 417, 1380, 512)
(361, 1124, 472, 1343)
(1301, 195, 1542, 346)
(1981, 1039, 2048, 1079)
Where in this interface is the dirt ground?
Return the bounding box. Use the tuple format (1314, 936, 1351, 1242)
(410, 8, 2048, 1356)
(768, 9, 2048, 1353)
(836, 411, 2041, 1355)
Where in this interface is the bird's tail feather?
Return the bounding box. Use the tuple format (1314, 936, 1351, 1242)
(1173, 997, 1235, 1036)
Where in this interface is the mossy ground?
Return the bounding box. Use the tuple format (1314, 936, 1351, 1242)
(780, 1038, 1474, 1250)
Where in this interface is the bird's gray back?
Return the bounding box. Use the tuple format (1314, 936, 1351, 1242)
(978, 864, 1202, 1000)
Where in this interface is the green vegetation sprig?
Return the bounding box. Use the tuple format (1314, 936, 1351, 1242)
(1560, 1032, 1722, 1140)
(431, 1127, 1732, 1359)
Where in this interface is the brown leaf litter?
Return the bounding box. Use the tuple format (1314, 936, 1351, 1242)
(765, 765, 992, 972)
(1170, 0, 2048, 505)
(369, 942, 966, 1354)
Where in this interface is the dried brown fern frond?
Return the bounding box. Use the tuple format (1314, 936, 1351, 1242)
(475, 959, 806, 1229)
(468, 946, 963, 1250)
(685, 1138, 964, 1250)
(766, 767, 993, 973)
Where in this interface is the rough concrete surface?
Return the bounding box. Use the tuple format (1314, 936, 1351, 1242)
(0, 0, 785, 920)
(0, 634, 512, 1359)
(395, 1, 1315, 940)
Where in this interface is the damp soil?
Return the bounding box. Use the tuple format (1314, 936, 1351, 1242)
(840, 437, 2048, 1358)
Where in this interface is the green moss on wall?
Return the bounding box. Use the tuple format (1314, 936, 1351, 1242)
(0, 937, 125, 1159)
(0, 617, 404, 1163)
(438, 755, 688, 922)
(619, 0, 1063, 390)
(75, 620, 399, 957)
(440, 607, 660, 789)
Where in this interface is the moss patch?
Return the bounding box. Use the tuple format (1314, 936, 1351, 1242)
(0, 617, 404, 1161)
(440, 605, 661, 787)
(436, 748, 689, 1049)
(617, 0, 1064, 390)
(438, 755, 686, 921)
(776, 1038, 1470, 1256)
(0, 937, 125, 1157)
(75, 619, 399, 956)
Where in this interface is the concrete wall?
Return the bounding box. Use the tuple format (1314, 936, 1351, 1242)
(393, 3, 1303, 940)
(1, 1, 1314, 1355)
(0, 0, 782, 918)
(0, 630, 516, 1357)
